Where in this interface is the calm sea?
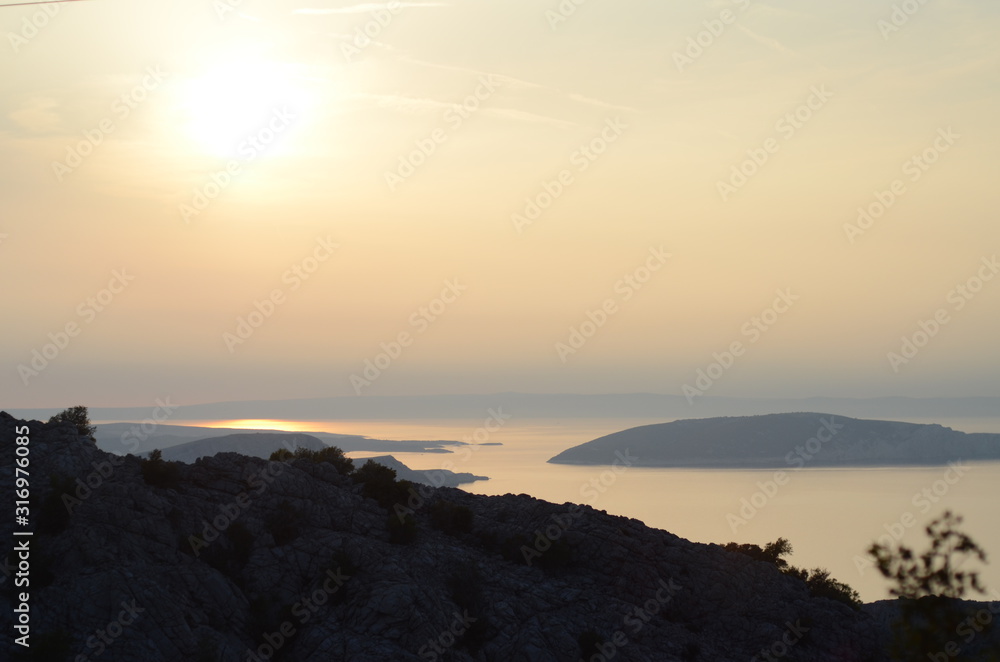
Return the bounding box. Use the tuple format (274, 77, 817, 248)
(167, 415, 1000, 602)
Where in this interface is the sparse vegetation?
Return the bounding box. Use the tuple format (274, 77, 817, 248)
(430, 499, 474, 535)
(269, 445, 354, 475)
(140, 448, 181, 488)
(12, 629, 72, 661)
(387, 511, 417, 544)
(47, 405, 96, 439)
(868, 511, 997, 660)
(724, 537, 861, 609)
(353, 460, 413, 510)
(268, 499, 306, 546)
(578, 630, 604, 660)
(446, 565, 493, 651)
(37, 473, 75, 535)
(226, 520, 254, 566)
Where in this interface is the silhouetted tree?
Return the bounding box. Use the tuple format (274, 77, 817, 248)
(47, 405, 96, 439)
(725, 537, 860, 609)
(868, 511, 995, 660)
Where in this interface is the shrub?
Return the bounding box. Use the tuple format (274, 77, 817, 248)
(47, 405, 96, 439)
(310, 446, 354, 475)
(578, 630, 604, 660)
(269, 448, 294, 462)
(268, 500, 305, 546)
(37, 473, 75, 535)
(387, 512, 417, 544)
(430, 500, 474, 535)
(12, 629, 72, 661)
(353, 460, 412, 510)
(446, 565, 493, 651)
(140, 449, 181, 489)
(226, 521, 254, 566)
(868, 511, 996, 659)
(269, 445, 354, 475)
(725, 537, 860, 609)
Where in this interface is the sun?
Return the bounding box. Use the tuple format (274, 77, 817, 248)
(177, 54, 312, 159)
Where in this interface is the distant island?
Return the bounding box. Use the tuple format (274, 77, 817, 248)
(548, 412, 1000, 467)
(153, 432, 487, 487)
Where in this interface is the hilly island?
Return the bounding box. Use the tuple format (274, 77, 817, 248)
(548, 413, 1000, 468)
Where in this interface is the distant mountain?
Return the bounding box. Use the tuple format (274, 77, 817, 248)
(157, 432, 326, 463)
(548, 412, 1000, 467)
(92, 421, 464, 456)
(12, 393, 1000, 424)
(362, 454, 487, 488)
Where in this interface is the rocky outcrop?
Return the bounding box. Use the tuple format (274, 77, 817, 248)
(1, 412, 890, 661)
(549, 412, 1000, 467)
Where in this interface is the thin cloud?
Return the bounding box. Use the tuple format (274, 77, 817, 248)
(400, 56, 633, 112)
(348, 93, 580, 129)
(736, 24, 796, 57)
(482, 108, 580, 130)
(295, 2, 446, 14)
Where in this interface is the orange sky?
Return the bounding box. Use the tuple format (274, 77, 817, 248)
(2, 0, 999, 407)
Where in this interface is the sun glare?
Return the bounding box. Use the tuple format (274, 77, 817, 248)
(177, 55, 312, 159)
(205, 419, 320, 432)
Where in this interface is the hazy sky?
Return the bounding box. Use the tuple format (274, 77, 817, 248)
(2, 0, 998, 408)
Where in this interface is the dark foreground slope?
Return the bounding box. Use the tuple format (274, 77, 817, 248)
(549, 412, 1000, 467)
(1, 412, 887, 662)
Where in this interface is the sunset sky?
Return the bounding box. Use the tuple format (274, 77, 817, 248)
(2, 0, 998, 408)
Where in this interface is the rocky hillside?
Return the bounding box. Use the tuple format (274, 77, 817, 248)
(549, 412, 1000, 467)
(0, 412, 892, 661)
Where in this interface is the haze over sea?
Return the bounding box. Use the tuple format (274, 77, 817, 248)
(145, 414, 1000, 603)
